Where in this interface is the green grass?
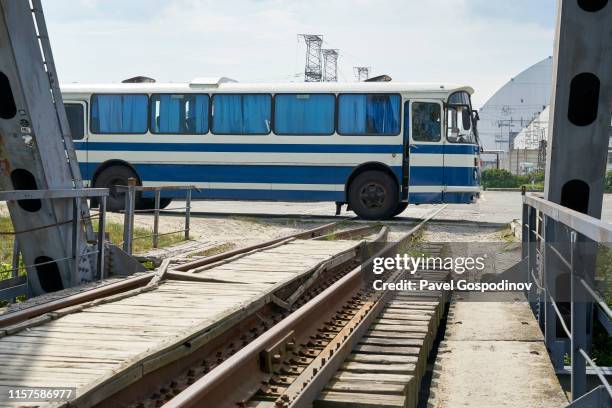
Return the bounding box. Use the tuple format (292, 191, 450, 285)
(95, 220, 184, 254)
(0, 215, 185, 281)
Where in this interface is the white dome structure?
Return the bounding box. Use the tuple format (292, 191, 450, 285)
(478, 57, 553, 151)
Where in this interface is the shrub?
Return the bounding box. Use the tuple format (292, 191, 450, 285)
(481, 169, 546, 190)
(481, 169, 518, 189)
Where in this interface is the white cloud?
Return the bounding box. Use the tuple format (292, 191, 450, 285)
(43, 0, 555, 107)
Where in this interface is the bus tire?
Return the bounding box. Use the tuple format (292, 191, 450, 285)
(393, 202, 409, 217)
(348, 170, 399, 220)
(94, 166, 139, 212)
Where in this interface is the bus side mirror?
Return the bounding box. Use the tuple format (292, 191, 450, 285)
(473, 110, 480, 121)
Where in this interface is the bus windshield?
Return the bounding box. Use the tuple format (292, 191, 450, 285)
(446, 91, 478, 144)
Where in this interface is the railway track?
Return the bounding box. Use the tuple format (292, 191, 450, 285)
(155, 206, 448, 408)
(0, 219, 400, 408)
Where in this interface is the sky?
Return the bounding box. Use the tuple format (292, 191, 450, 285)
(42, 0, 557, 107)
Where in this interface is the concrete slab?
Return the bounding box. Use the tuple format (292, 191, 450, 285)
(427, 341, 569, 408)
(428, 292, 568, 407)
(445, 292, 543, 341)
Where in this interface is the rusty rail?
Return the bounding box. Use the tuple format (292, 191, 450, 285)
(164, 206, 446, 408)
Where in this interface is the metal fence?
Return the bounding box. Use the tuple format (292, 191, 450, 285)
(116, 182, 195, 255)
(0, 188, 108, 303)
(522, 192, 612, 406)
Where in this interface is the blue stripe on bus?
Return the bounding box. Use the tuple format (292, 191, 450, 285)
(409, 144, 478, 154)
(408, 192, 476, 204)
(81, 163, 476, 187)
(74, 142, 403, 154)
(80, 163, 403, 185)
(409, 167, 477, 186)
(409, 167, 444, 186)
(75, 142, 478, 155)
(145, 188, 344, 202)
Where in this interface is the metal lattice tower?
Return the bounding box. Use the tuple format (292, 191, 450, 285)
(322, 49, 339, 82)
(353, 66, 370, 82)
(299, 34, 323, 82)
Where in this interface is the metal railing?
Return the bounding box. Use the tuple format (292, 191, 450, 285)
(522, 191, 612, 406)
(0, 188, 109, 303)
(116, 182, 195, 255)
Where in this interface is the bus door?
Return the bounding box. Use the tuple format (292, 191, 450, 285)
(64, 101, 89, 182)
(445, 95, 480, 202)
(406, 100, 444, 203)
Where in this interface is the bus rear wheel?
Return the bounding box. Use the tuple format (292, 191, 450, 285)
(94, 166, 139, 212)
(348, 170, 398, 220)
(393, 202, 409, 217)
(139, 198, 173, 210)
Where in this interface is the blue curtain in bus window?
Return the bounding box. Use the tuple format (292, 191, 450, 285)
(154, 95, 182, 133)
(151, 94, 209, 134)
(338, 94, 400, 135)
(213, 94, 270, 134)
(213, 95, 242, 134)
(192, 95, 209, 133)
(338, 94, 367, 134)
(91, 94, 148, 134)
(274, 94, 335, 135)
(242, 95, 271, 134)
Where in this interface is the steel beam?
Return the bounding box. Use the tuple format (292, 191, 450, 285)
(545, 0, 612, 215)
(544, 0, 612, 401)
(0, 1, 93, 295)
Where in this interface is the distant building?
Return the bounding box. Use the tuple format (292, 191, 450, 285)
(478, 56, 611, 174)
(477, 57, 552, 170)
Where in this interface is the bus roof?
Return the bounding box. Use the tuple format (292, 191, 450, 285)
(60, 80, 474, 96)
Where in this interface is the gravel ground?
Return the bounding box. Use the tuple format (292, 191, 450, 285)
(422, 222, 521, 281)
(173, 191, 612, 225)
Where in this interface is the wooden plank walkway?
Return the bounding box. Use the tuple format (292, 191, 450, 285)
(0, 239, 361, 408)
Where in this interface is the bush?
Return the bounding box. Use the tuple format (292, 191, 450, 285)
(481, 169, 518, 189)
(481, 169, 545, 190)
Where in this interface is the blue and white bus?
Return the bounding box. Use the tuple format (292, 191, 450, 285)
(61, 78, 481, 220)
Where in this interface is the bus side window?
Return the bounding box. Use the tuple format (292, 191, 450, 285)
(338, 94, 400, 136)
(274, 94, 335, 135)
(91, 94, 148, 134)
(151, 94, 209, 134)
(412, 102, 441, 142)
(211, 94, 271, 135)
(64, 103, 85, 140)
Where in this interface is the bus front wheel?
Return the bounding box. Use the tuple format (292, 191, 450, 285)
(348, 170, 399, 220)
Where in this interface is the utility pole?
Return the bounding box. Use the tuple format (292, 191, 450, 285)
(322, 49, 339, 82)
(299, 34, 323, 82)
(353, 66, 370, 82)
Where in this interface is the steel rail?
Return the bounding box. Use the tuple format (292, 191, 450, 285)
(163, 205, 446, 408)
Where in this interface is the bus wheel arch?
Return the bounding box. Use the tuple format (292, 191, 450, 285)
(345, 163, 400, 220)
